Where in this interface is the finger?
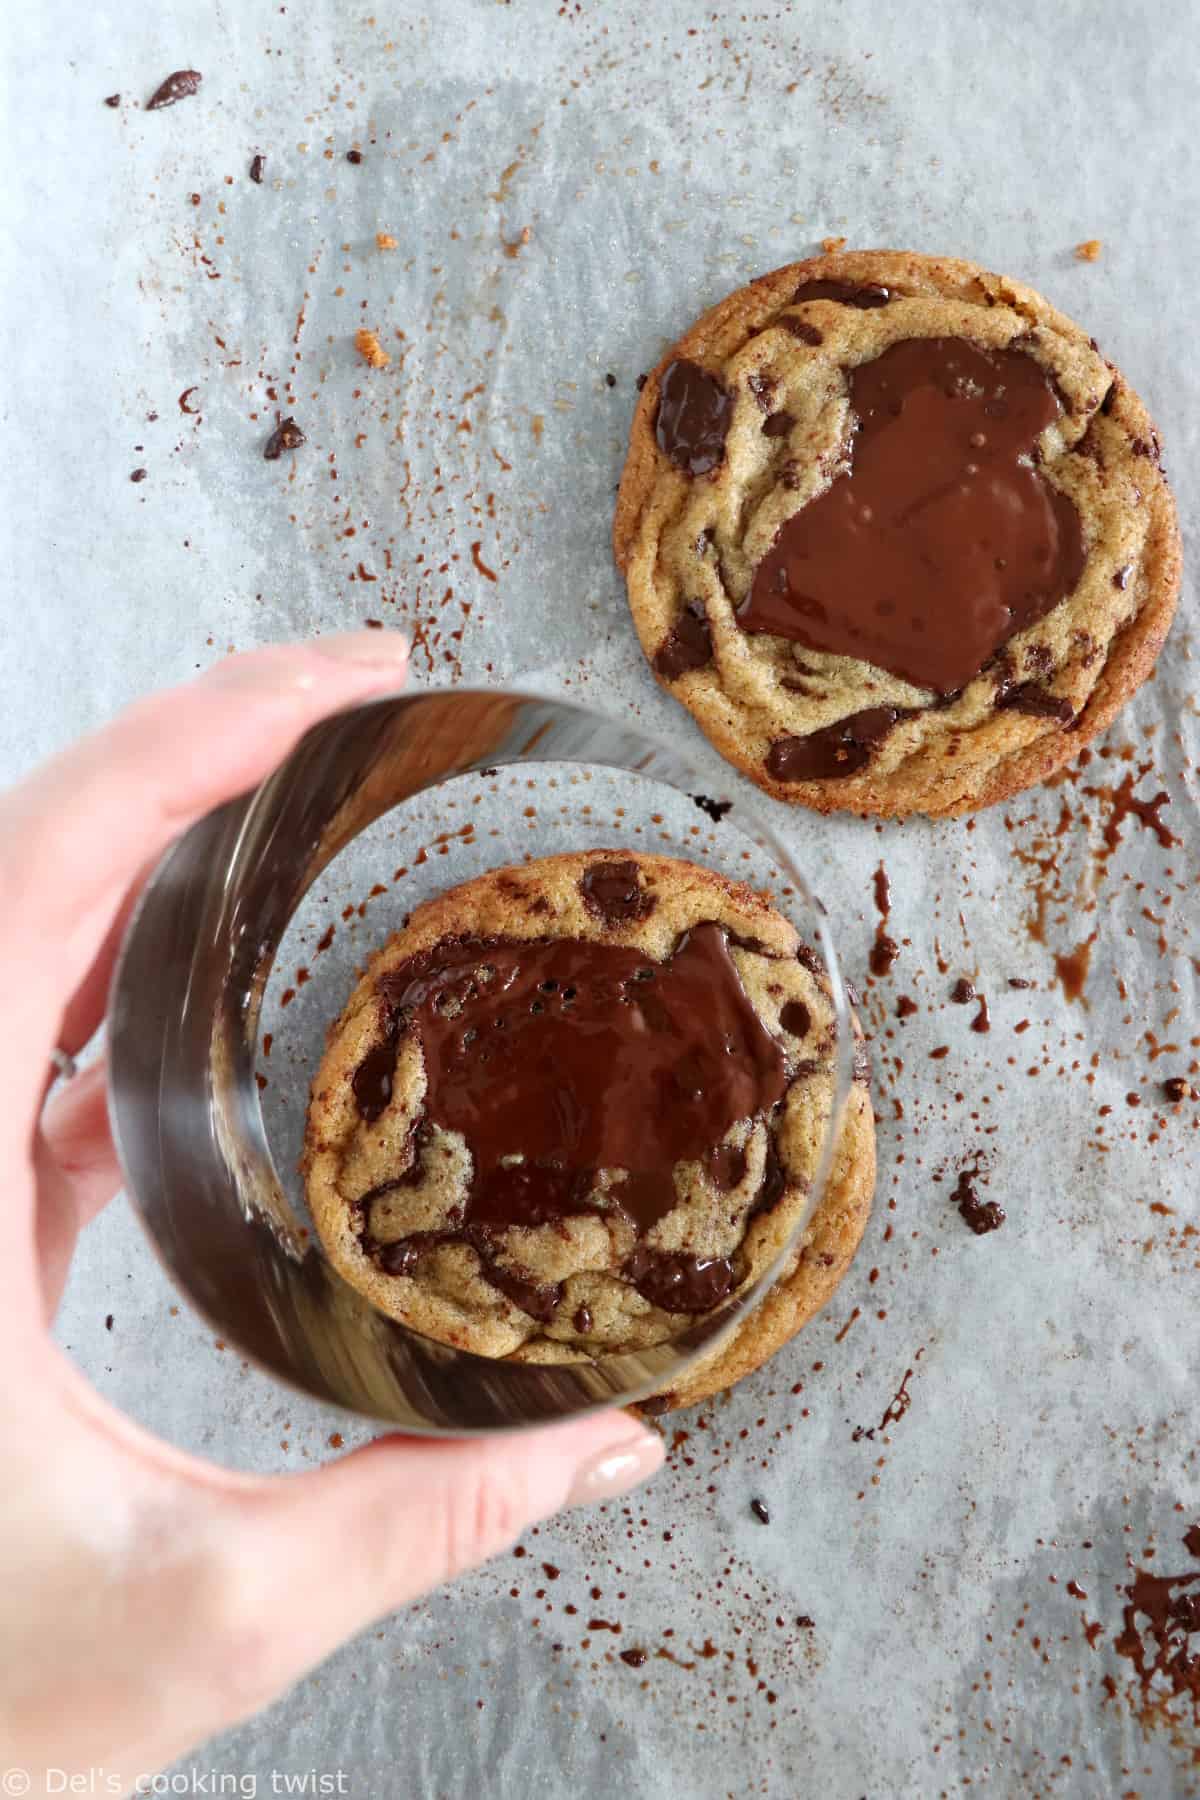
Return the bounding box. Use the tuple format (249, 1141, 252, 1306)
(35, 1062, 122, 1315)
(0, 632, 408, 1115)
(200, 1415, 664, 1735)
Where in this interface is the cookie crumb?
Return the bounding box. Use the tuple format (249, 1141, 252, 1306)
(376, 231, 398, 250)
(355, 327, 391, 369)
(821, 234, 847, 253)
(1074, 239, 1103, 262)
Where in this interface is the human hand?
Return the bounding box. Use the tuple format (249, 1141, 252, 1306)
(0, 635, 663, 1787)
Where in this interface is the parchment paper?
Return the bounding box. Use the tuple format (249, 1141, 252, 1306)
(4, 1, 1198, 1793)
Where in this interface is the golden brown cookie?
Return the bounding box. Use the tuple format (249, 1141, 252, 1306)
(614, 250, 1181, 818)
(304, 850, 874, 1407)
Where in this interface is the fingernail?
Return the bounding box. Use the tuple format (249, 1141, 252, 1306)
(566, 1427, 664, 1508)
(312, 628, 409, 670)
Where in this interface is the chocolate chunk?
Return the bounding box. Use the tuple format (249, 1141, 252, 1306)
(791, 278, 890, 308)
(1008, 977, 1032, 989)
(762, 410, 794, 437)
(579, 859, 655, 924)
(766, 706, 901, 782)
(378, 1239, 419, 1277)
(146, 70, 202, 110)
(780, 999, 811, 1038)
(779, 316, 824, 345)
(249, 153, 266, 183)
(655, 359, 733, 477)
(637, 1394, 673, 1416)
(346, 148, 364, 164)
(752, 1135, 788, 1217)
(352, 1037, 397, 1122)
(654, 600, 711, 680)
(750, 1497, 771, 1524)
(263, 417, 306, 460)
(1163, 1077, 1194, 1103)
(996, 682, 1074, 723)
(739, 338, 1085, 696)
(624, 1245, 737, 1313)
(104, 93, 120, 108)
(692, 793, 732, 823)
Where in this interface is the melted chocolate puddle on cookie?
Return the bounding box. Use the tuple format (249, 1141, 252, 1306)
(739, 337, 1085, 696)
(358, 924, 789, 1314)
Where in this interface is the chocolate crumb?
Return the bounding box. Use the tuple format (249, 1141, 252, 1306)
(796, 1615, 814, 1629)
(264, 417, 306, 460)
(750, 1497, 771, 1525)
(1163, 1077, 1194, 1103)
(105, 1314, 114, 1331)
(249, 153, 266, 183)
(1008, 977, 1033, 989)
(950, 978, 975, 1004)
(620, 1648, 648, 1668)
(951, 1163, 1005, 1235)
(104, 93, 120, 108)
(130, 468, 147, 483)
(605, 372, 617, 387)
(635, 373, 648, 391)
(346, 148, 364, 164)
(146, 70, 202, 111)
(692, 793, 732, 823)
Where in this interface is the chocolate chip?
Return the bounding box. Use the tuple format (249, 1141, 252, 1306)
(995, 682, 1074, 723)
(655, 359, 733, 477)
(654, 600, 711, 680)
(791, 278, 890, 308)
(766, 707, 901, 782)
(779, 1000, 811, 1037)
(579, 859, 655, 925)
(762, 410, 794, 437)
(779, 316, 823, 345)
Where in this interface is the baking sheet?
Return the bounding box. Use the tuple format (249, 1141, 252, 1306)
(5, 0, 1199, 1793)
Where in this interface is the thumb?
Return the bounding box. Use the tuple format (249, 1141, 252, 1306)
(208, 1413, 662, 1723)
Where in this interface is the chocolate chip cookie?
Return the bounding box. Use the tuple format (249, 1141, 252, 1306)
(614, 250, 1180, 817)
(304, 851, 874, 1409)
